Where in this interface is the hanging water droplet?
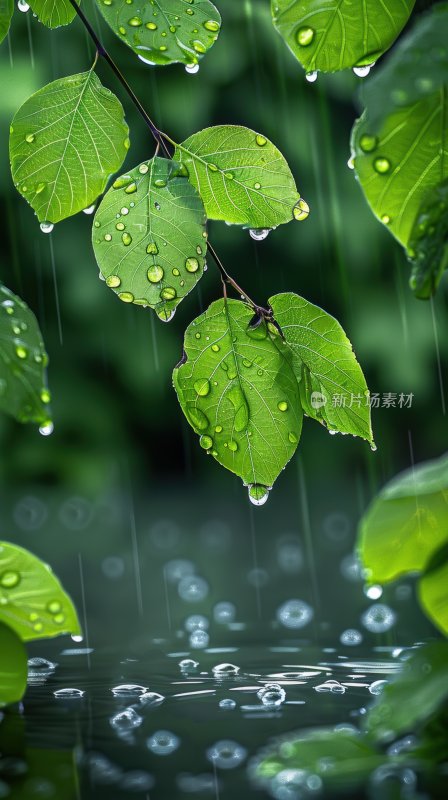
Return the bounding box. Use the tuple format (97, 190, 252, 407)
(305, 71, 318, 83)
(293, 198, 310, 220)
(186, 62, 200, 74)
(39, 421, 54, 436)
(40, 222, 54, 234)
(83, 204, 95, 215)
(18, 0, 29, 12)
(248, 484, 269, 506)
(118, 292, 134, 303)
(353, 63, 374, 78)
(249, 228, 270, 241)
(347, 156, 355, 170)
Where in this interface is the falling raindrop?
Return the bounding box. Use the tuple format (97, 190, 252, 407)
(178, 575, 209, 602)
(361, 603, 396, 633)
(340, 628, 363, 646)
(276, 599, 313, 629)
(147, 730, 180, 756)
(189, 629, 209, 649)
(206, 740, 247, 769)
(213, 601, 236, 624)
(184, 614, 209, 632)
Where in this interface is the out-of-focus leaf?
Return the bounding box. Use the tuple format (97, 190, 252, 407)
(270, 292, 374, 444)
(271, 0, 415, 74)
(0, 284, 51, 427)
(174, 125, 305, 228)
(96, 0, 221, 67)
(252, 728, 385, 793)
(365, 642, 448, 742)
(361, 2, 448, 125)
(0, 0, 13, 43)
(93, 157, 207, 320)
(358, 453, 448, 583)
(407, 180, 448, 299)
(10, 70, 129, 224)
(419, 547, 448, 635)
(0, 622, 27, 708)
(0, 541, 81, 641)
(173, 299, 303, 502)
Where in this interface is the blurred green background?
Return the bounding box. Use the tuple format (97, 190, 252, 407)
(0, 0, 446, 646)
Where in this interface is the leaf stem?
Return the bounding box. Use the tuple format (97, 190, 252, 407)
(68, 0, 262, 312)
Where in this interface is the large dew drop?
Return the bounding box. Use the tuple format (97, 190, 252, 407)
(40, 222, 54, 234)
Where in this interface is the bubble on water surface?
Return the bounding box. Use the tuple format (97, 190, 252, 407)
(111, 684, 148, 697)
(257, 683, 286, 707)
(110, 707, 143, 731)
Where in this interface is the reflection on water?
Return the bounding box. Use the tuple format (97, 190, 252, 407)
(1, 640, 410, 799)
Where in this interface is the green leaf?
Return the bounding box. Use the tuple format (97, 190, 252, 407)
(419, 552, 448, 635)
(174, 125, 306, 228)
(92, 157, 207, 320)
(10, 70, 129, 225)
(366, 642, 448, 742)
(0, 541, 81, 641)
(271, 0, 415, 75)
(96, 0, 221, 67)
(352, 92, 448, 251)
(269, 293, 374, 445)
(0, 622, 27, 708)
(173, 299, 303, 503)
(361, 3, 448, 126)
(358, 453, 448, 584)
(252, 728, 385, 793)
(0, 284, 52, 428)
(28, 0, 78, 28)
(0, 0, 13, 44)
(3, 749, 79, 800)
(407, 180, 448, 299)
